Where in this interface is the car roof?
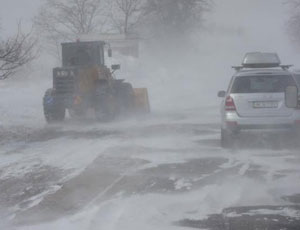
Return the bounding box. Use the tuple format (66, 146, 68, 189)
(234, 68, 291, 77)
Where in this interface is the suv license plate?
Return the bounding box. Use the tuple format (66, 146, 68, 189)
(253, 101, 278, 108)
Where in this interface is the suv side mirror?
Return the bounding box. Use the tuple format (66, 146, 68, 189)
(285, 86, 298, 108)
(108, 48, 112, 57)
(218, 90, 226, 98)
(111, 64, 120, 71)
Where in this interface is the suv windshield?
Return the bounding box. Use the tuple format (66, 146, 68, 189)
(231, 75, 296, 93)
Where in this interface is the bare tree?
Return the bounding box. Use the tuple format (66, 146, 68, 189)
(109, 0, 145, 35)
(0, 24, 36, 80)
(142, 0, 211, 39)
(34, 0, 107, 58)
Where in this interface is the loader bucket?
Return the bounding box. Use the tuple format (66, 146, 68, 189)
(133, 88, 150, 114)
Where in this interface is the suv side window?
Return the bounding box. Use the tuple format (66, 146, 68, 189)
(293, 74, 300, 87)
(227, 76, 235, 93)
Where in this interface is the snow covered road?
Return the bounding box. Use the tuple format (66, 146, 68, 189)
(1, 82, 300, 230)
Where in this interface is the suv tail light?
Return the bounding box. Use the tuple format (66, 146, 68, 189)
(225, 96, 236, 111)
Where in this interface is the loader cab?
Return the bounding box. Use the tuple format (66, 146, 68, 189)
(61, 41, 106, 67)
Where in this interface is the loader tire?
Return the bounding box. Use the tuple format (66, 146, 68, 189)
(95, 84, 114, 122)
(95, 103, 111, 122)
(221, 129, 234, 149)
(43, 89, 65, 123)
(116, 83, 135, 113)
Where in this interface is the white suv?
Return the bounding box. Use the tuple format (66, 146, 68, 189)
(218, 53, 300, 148)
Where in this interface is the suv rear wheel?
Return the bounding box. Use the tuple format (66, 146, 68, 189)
(95, 83, 114, 122)
(116, 82, 135, 114)
(221, 129, 235, 148)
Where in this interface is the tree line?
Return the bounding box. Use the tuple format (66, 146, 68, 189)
(3, 0, 300, 80)
(1, 0, 211, 79)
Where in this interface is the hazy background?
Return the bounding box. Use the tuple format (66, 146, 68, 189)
(1, 2, 300, 229)
(1, 0, 300, 110)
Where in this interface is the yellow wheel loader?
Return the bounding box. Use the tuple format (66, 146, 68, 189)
(43, 40, 150, 123)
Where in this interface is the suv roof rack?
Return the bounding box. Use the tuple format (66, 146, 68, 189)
(232, 52, 293, 71)
(232, 64, 293, 71)
(280, 65, 293, 70)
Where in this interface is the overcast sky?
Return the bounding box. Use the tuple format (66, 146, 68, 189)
(0, 0, 296, 62)
(0, 0, 289, 34)
(209, 0, 295, 62)
(0, 0, 41, 36)
(0, 0, 289, 38)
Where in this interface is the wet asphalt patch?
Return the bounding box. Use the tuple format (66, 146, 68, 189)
(11, 157, 229, 226)
(92, 157, 232, 196)
(0, 122, 218, 146)
(0, 126, 119, 144)
(12, 157, 148, 225)
(194, 138, 221, 148)
(229, 131, 300, 150)
(283, 194, 300, 204)
(0, 165, 65, 219)
(140, 157, 227, 179)
(177, 205, 300, 230)
(117, 122, 219, 139)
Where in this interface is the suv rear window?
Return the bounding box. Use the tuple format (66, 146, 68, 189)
(230, 75, 296, 93)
